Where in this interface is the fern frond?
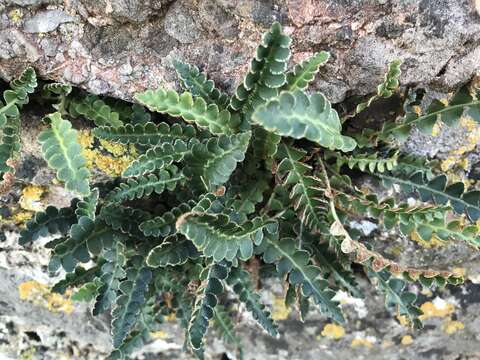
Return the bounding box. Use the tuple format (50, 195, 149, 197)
(277, 144, 329, 233)
(70, 95, 123, 128)
(378, 171, 480, 222)
(380, 85, 480, 140)
(0, 67, 37, 128)
(284, 51, 330, 92)
(135, 88, 240, 135)
(19, 203, 77, 245)
(93, 122, 197, 146)
(366, 266, 423, 329)
(252, 90, 357, 152)
(187, 260, 231, 352)
(177, 213, 277, 262)
(356, 60, 401, 113)
(336, 151, 399, 173)
(38, 112, 90, 196)
(139, 193, 217, 237)
(227, 267, 278, 336)
(0, 117, 21, 174)
(123, 139, 193, 177)
(52, 264, 101, 294)
(99, 204, 151, 238)
(53, 217, 122, 272)
(174, 60, 230, 109)
(184, 132, 251, 190)
(75, 188, 99, 219)
(258, 236, 344, 323)
(147, 236, 200, 268)
(106, 168, 185, 202)
(111, 264, 152, 348)
(93, 242, 127, 315)
(230, 22, 291, 122)
(213, 305, 243, 358)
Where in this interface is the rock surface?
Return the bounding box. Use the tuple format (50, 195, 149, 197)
(0, 1, 479, 103)
(2, 1, 480, 360)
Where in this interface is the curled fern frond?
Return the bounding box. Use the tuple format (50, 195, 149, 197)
(75, 188, 99, 219)
(252, 90, 356, 152)
(38, 112, 90, 196)
(147, 236, 200, 268)
(335, 151, 399, 173)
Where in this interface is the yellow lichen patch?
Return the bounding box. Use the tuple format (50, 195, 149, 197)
(99, 139, 128, 157)
(401, 335, 413, 346)
(19, 347, 36, 360)
(77, 129, 94, 149)
(351, 337, 374, 349)
(164, 312, 177, 322)
(442, 320, 464, 334)
(12, 210, 33, 224)
(19, 185, 45, 212)
(18, 280, 74, 314)
(271, 297, 290, 321)
(150, 330, 168, 339)
(321, 323, 345, 340)
(397, 315, 410, 327)
(419, 298, 455, 320)
(452, 267, 466, 277)
(94, 154, 134, 177)
(8, 9, 23, 23)
(409, 231, 447, 248)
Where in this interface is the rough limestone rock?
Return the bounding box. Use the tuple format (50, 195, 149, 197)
(0, 0, 479, 103)
(2, 1, 480, 360)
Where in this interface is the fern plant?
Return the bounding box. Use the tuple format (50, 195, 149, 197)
(7, 21, 480, 359)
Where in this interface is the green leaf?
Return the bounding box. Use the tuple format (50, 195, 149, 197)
(19, 203, 77, 245)
(0, 67, 37, 128)
(177, 213, 276, 262)
(356, 59, 401, 113)
(135, 88, 240, 135)
(147, 236, 200, 268)
(336, 151, 399, 173)
(213, 305, 243, 358)
(71, 281, 100, 302)
(366, 266, 423, 329)
(184, 132, 251, 190)
(123, 139, 193, 177)
(38, 112, 90, 196)
(106, 168, 185, 202)
(99, 204, 151, 238)
(93, 122, 197, 146)
(139, 193, 217, 237)
(378, 171, 480, 222)
(252, 90, 356, 152)
(111, 264, 152, 348)
(187, 261, 231, 352)
(0, 117, 21, 175)
(52, 264, 101, 294)
(174, 60, 229, 109)
(258, 237, 344, 323)
(70, 95, 123, 128)
(276, 144, 329, 233)
(284, 51, 330, 91)
(380, 86, 480, 140)
(75, 188, 99, 219)
(227, 267, 278, 336)
(230, 22, 291, 122)
(93, 242, 127, 315)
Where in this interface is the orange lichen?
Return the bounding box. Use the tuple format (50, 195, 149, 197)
(419, 299, 455, 320)
(442, 320, 464, 334)
(401, 335, 413, 346)
(351, 337, 374, 349)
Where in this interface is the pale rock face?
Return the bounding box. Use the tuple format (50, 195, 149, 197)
(1, 1, 480, 359)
